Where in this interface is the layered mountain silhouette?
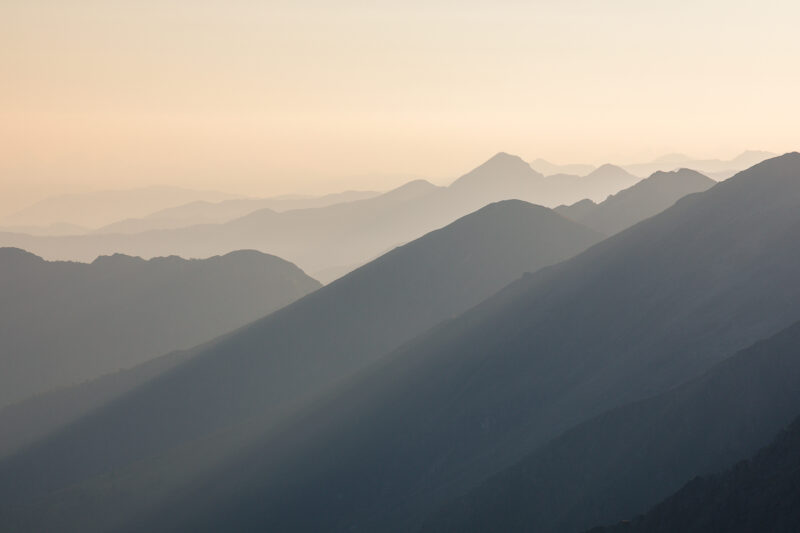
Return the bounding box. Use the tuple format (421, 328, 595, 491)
(531, 151, 774, 182)
(86, 153, 800, 533)
(556, 168, 716, 235)
(529, 158, 596, 176)
(0, 248, 319, 408)
(1, 186, 240, 229)
(588, 413, 800, 533)
(622, 150, 775, 179)
(94, 190, 380, 234)
(0, 153, 648, 281)
(544, 164, 639, 203)
(0, 200, 602, 532)
(421, 319, 800, 533)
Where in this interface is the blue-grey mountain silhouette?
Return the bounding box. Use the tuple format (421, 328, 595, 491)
(0, 248, 319, 409)
(421, 319, 800, 533)
(89, 153, 800, 533)
(588, 410, 800, 533)
(0, 200, 602, 532)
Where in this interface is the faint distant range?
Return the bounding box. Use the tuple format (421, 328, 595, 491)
(0, 186, 242, 230)
(0, 153, 702, 282)
(0, 248, 319, 409)
(0, 188, 380, 236)
(531, 150, 776, 180)
(93, 189, 380, 234)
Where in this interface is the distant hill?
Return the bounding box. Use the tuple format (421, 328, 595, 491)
(98, 153, 800, 533)
(0, 248, 319, 408)
(1, 186, 240, 229)
(421, 319, 800, 533)
(557, 168, 716, 235)
(589, 413, 800, 533)
(94, 190, 381, 234)
(0, 200, 603, 533)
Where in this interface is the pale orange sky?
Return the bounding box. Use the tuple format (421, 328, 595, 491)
(2, 0, 799, 214)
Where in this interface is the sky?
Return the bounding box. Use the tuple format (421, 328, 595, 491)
(2, 0, 799, 214)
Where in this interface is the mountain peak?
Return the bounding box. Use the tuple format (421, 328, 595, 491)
(486, 151, 526, 164)
(379, 179, 441, 202)
(585, 164, 633, 180)
(647, 168, 714, 183)
(0, 247, 43, 264)
(450, 152, 542, 188)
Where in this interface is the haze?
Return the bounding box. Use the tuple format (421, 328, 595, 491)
(2, 0, 800, 215)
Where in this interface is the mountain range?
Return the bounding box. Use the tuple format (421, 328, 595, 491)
(100, 152, 800, 533)
(532, 150, 775, 180)
(2, 153, 798, 533)
(0, 153, 703, 281)
(93, 190, 381, 234)
(556, 168, 716, 235)
(0, 200, 603, 532)
(0, 248, 319, 408)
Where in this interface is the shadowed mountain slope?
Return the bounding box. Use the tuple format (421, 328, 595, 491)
(0, 201, 603, 532)
(0, 248, 319, 408)
(556, 168, 716, 235)
(421, 320, 800, 533)
(589, 413, 800, 533)
(0, 346, 195, 460)
(113, 153, 800, 533)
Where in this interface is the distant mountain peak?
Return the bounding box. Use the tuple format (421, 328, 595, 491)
(585, 164, 633, 180)
(487, 151, 526, 163)
(450, 152, 542, 188)
(647, 167, 713, 182)
(91, 253, 146, 266)
(393, 179, 438, 192)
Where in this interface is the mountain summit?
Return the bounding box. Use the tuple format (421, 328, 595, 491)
(450, 152, 543, 189)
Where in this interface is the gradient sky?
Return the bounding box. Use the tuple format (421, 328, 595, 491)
(2, 0, 799, 214)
